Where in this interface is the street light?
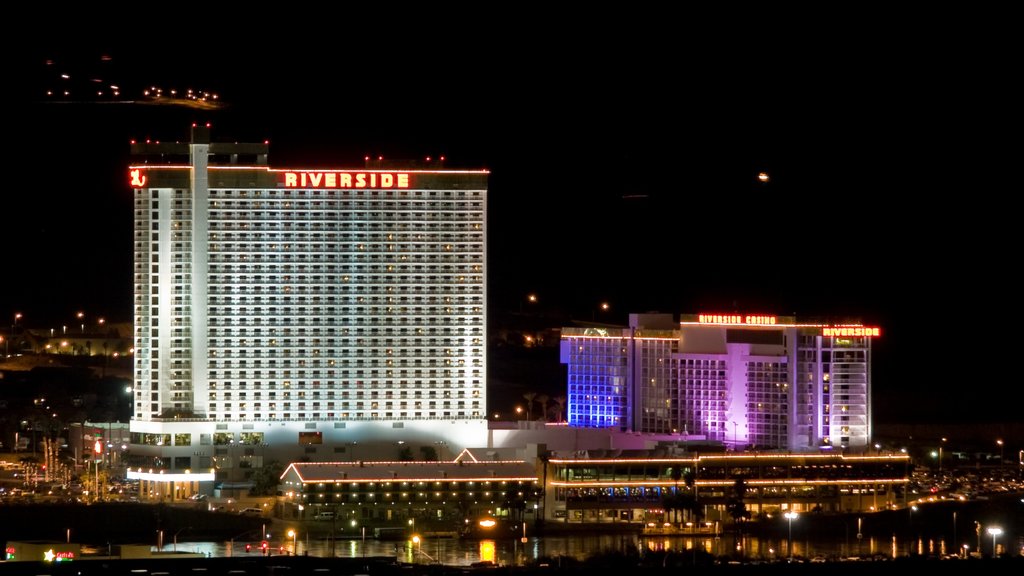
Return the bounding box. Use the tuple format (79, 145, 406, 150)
(987, 527, 1002, 557)
(939, 437, 947, 474)
(7, 312, 23, 356)
(173, 526, 191, 552)
(411, 534, 422, 563)
(784, 512, 798, 560)
(287, 529, 297, 555)
(996, 439, 1004, 466)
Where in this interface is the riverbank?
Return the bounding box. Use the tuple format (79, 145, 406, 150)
(1, 552, 1023, 576)
(0, 502, 264, 546)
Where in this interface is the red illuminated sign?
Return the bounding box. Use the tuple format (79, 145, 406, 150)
(130, 168, 147, 187)
(283, 171, 410, 189)
(822, 327, 881, 337)
(698, 314, 777, 325)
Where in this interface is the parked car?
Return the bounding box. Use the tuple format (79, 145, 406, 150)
(313, 510, 335, 521)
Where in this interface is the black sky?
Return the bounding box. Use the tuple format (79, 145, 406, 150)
(3, 19, 1019, 423)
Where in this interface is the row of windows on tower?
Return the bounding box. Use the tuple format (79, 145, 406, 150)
(208, 244, 482, 254)
(207, 295, 483, 305)
(208, 188, 483, 199)
(205, 222, 482, 234)
(207, 211, 482, 222)
(208, 389, 476, 399)
(139, 409, 484, 420)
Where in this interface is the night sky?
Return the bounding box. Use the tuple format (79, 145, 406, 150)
(3, 20, 1018, 424)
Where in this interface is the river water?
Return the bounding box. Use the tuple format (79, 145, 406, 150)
(161, 533, 980, 566)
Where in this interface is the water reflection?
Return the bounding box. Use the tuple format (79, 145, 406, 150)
(160, 533, 981, 565)
(479, 540, 495, 563)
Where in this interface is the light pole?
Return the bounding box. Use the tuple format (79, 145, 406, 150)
(987, 527, 1002, 557)
(939, 437, 947, 474)
(287, 529, 297, 556)
(7, 312, 22, 356)
(784, 511, 798, 560)
(173, 526, 191, 552)
(996, 439, 1004, 466)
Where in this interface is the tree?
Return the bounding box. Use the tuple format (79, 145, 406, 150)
(553, 396, 566, 423)
(725, 477, 751, 524)
(522, 392, 536, 421)
(419, 446, 438, 461)
(684, 469, 699, 522)
(249, 460, 285, 496)
(536, 394, 549, 421)
(398, 446, 414, 461)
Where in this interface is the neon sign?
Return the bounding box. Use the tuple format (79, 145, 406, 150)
(129, 168, 147, 187)
(283, 171, 410, 189)
(822, 327, 881, 337)
(698, 314, 777, 325)
(43, 549, 75, 562)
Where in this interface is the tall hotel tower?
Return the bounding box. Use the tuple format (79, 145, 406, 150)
(562, 313, 879, 451)
(128, 127, 488, 478)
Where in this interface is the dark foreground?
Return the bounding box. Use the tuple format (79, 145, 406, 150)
(1, 555, 1023, 576)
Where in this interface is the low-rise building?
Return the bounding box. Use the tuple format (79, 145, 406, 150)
(278, 452, 540, 531)
(545, 451, 909, 525)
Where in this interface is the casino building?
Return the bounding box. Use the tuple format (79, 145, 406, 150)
(562, 313, 880, 451)
(127, 127, 488, 482)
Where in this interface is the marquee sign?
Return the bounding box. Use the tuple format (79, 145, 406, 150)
(283, 171, 410, 189)
(698, 314, 778, 325)
(822, 327, 881, 337)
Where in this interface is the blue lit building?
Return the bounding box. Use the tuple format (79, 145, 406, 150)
(561, 313, 879, 451)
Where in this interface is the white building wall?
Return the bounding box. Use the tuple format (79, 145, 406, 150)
(130, 151, 488, 472)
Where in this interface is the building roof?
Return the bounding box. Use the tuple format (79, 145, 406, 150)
(281, 459, 537, 484)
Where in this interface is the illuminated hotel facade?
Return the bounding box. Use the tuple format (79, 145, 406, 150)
(127, 127, 488, 480)
(562, 313, 879, 451)
(545, 452, 909, 523)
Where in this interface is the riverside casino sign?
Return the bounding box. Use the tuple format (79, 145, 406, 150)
(283, 171, 411, 189)
(693, 314, 881, 338)
(697, 314, 779, 325)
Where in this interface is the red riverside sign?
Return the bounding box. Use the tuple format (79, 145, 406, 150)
(283, 172, 410, 189)
(698, 314, 777, 325)
(822, 327, 881, 337)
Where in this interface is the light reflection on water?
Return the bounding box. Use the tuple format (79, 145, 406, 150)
(162, 533, 957, 565)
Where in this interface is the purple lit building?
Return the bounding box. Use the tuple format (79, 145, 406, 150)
(561, 313, 879, 451)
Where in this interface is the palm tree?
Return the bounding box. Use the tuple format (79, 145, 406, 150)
(536, 394, 549, 421)
(726, 477, 751, 524)
(522, 392, 536, 421)
(670, 465, 683, 525)
(553, 396, 567, 423)
(684, 469, 698, 522)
